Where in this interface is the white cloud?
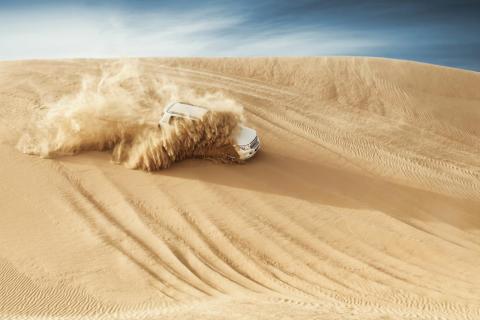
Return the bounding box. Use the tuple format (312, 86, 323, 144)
(0, 7, 244, 59)
(0, 6, 388, 59)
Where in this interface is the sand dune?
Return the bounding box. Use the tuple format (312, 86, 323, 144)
(0, 57, 479, 319)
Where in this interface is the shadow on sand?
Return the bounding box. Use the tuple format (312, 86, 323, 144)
(157, 150, 480, 231)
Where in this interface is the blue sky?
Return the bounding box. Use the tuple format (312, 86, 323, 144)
(1, 0, 479, 71)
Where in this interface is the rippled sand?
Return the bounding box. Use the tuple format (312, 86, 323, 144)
(0, 57, 479, 319)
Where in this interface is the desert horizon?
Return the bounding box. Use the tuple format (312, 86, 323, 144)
(1, 56, 479, 319)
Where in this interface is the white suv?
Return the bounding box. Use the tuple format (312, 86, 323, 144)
(159, 102, 260, 160)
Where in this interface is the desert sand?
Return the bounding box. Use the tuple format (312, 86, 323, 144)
(0, 57, 479, 319)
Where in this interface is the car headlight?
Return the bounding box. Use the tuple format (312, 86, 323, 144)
(239, 145, 249, 151)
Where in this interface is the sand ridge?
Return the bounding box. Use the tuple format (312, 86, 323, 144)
(0, 57, 479, 319)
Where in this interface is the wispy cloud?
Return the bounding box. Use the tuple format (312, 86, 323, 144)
(0, 5, 388, 58)
(0, 7, 245, 58)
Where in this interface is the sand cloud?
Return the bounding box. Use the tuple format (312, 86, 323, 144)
(16, 60, 245, 170)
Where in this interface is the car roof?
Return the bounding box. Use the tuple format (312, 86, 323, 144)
(166, 102, 208, 119)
